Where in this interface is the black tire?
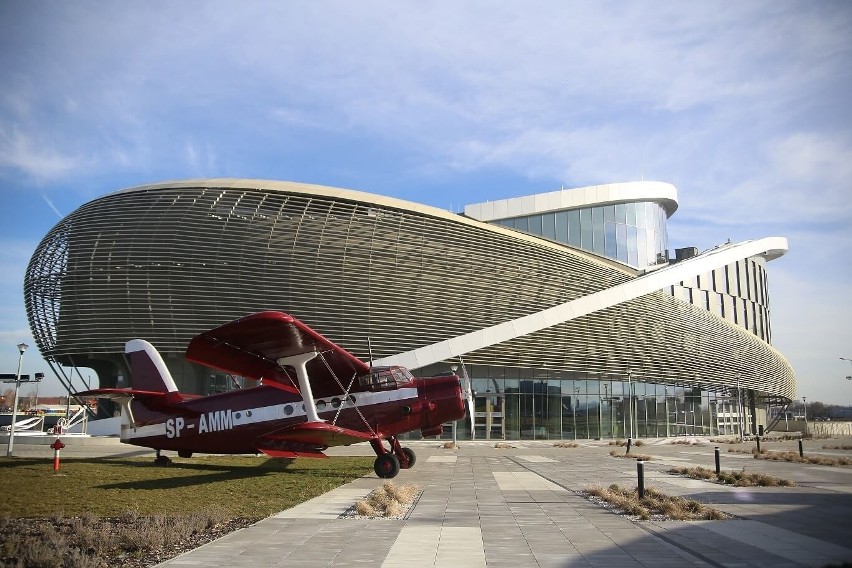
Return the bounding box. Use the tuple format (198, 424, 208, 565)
(401, 447, 416, 469)
(374, 454, 401, 478)
(178, 450, 193, 459)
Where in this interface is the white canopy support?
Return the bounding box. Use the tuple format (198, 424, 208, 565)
(277, 351, 322, 423)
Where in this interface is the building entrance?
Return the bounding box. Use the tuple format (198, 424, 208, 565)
(473, 394, 505, 440)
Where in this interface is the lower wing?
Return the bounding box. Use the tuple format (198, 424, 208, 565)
(256, 422, 374, 459)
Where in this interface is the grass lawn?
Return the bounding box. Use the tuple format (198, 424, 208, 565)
(0, 455, 374, 518)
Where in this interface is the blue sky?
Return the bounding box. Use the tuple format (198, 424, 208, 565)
(1, 2, 850, 404)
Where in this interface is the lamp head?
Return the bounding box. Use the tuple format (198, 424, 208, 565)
(16, 343, 28, 354)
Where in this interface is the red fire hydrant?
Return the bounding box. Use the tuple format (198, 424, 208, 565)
(50, 438, 65, 471)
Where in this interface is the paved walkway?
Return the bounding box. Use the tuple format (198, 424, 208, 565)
(153, 437, 852, 567)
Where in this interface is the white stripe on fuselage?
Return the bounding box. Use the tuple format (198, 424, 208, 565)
(121, 387, 419, 442)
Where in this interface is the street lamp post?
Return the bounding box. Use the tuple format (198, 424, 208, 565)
(6, 343, 28, 458)
(802, 396, 807, 434)
(626, 371, 634, 440)
(573, 387, 579, 440)
(736, 374, 743, 439)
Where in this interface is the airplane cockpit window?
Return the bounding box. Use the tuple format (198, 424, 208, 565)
(358, 367, 407, 391)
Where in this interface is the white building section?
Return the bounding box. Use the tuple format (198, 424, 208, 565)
(374, 237, 788, 372)
(464, 181, 679, 222)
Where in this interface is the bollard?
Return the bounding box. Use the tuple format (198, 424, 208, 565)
(626, 437, 632, 455)
(637, 460, 645, 499)
(756, 436, 761, 453)
(714, 446, 721, 475)
(798, 439, 804, 458)
(50, 438, 65, 472)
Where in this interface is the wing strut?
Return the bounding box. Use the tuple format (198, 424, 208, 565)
(277, 351, 322, 423)
(318, 352, 378, 438)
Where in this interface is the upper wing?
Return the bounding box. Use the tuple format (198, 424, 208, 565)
(185, 311, 370, 397)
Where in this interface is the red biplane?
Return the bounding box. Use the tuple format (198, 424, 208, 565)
(79, 311, 465, 478)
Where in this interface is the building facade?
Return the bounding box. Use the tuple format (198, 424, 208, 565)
(24, 179, 796, 439)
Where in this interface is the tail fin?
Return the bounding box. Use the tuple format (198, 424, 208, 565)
(126, 339, 180, 396)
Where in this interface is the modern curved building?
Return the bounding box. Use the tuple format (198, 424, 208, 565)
(24, 179, 795, 439)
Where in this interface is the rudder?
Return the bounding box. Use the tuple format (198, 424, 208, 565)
(126, 339, 180, 396)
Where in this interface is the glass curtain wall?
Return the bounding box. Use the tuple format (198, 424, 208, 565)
(434, 365, 749, 441)
(494, 202, 669, 269)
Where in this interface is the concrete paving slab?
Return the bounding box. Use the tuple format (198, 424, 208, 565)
(58, 436, 843, 567)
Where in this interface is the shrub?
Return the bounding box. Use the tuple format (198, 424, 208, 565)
(354, 482, 420, 518)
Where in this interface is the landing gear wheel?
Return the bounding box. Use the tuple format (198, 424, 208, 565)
(401, 447, 416, 469)
(177, 450, 193, 459)
(374, 453, 401, 479)
(154, 450, 172, 466)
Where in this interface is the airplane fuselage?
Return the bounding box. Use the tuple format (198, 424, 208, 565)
(122, 376, 462, 455)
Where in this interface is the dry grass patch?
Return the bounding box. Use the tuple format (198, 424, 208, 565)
(354, 481, 419, 518)
(754, 450, 851, 466)
(585, 483, 729, 521)
(823, 445, 852, 450)
(0, 510, 246, 568)
(609, 450, 653, 461)
(711, 437, 743, 444)
(668, 466, 795, 487)
(728, 448, 851, 466)
(553, 441, 579, 448)
(441, 441, 458, 449)
(493, 442, 515, 449)
(670, 439, 703, 446)
(608, 439, 645, 447)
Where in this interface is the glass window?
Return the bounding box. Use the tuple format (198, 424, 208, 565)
(528, 214, 543, 236)
(636, 228, 647, 268)
(593, 213, 605, 255)
(635, 202, 647, 229)
(515, 216, 529, 233)
(605, 223, 617, 258)
(568, 209, 581, 247)
(604, 205, 615, 222)
(627, 225, 638, 266)
(647, 229, 658, 265)
(625, 202, 636, 227)
(580, 208, 593, 250)
(616, 223, 628, 263)
(542, 212, 555, 241)
(615, 203, 626, 224)
(555, 211, 568, 244)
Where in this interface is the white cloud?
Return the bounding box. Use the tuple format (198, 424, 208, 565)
(0, 126, 81, 182)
